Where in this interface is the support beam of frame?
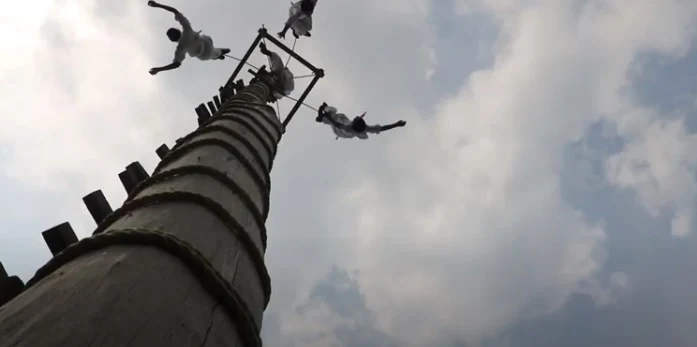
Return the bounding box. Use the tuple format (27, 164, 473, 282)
(282, 72, 323, 128)
(225, 31, 264, 89)
(260, 30, 320, 73)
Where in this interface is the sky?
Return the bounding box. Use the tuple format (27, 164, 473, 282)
(1, 0, 697, 346)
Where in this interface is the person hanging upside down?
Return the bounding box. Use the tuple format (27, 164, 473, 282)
(315, 103, 406, 140)
(278, 0, 318, 39)
(147, 1, 231, 75)
(259, 42, 295, 99)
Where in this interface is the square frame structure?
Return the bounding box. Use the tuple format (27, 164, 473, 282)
(224, 27, 324, 128)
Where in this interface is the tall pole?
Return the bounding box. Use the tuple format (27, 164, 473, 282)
(0, 78, 282, 347)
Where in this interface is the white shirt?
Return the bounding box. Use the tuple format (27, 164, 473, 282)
(321, 106, 381, 139)
(286, 1, 313, 36)
(268, 51, 295, 98)
(173, 13, 216, 63)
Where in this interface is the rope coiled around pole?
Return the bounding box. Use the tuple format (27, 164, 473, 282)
(93, 190, 272, 305)
(154, 138, 272, 218)
(125, 164, 269, 250)
(25, 228, 263, 347)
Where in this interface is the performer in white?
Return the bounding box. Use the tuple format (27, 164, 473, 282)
(147, 1, 231, 75)
(278, 0, 318, 39)
(259, 42, 295, 99)
(316, 103, 406, 140)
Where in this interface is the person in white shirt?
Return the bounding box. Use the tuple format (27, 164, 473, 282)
(148, 1, 231, 75)
(278, 0, 318, 39)
(315, 103, 406, 140)
(259, 42, 295, 99)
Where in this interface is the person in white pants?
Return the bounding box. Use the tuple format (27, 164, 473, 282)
(147, 1, 231, 75)
(315, 103, 407, 140)
(259, 42, 295, 100)
(278, 0, 318, 39)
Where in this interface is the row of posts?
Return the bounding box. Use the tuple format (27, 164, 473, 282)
(0, 78, 251, 308)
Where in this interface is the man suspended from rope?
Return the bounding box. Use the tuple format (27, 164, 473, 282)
(278, 0, 318, 39)
(259, 42, 295, 99)
(147, 1, 231, 75)
(316, 103, 407, 140)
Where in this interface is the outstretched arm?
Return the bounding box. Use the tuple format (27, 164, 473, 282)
(149, 62, 181, 75)
(379, 120, 407, 132)
(147, 1, 179, 14)
(174, 12, 193, 32)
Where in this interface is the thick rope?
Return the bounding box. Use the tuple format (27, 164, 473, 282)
(176, 105, 281, 172)
(153, 139, 271, 217)
(224, 53, 261, 71)
(126, 165, 268, 248)
(93, 191, 271, 305)
(187, 125, 272, 174)
(282, 94, 319, 112)
(173, 120, 274, 171)
(170, 109, 278, 179)
(293, 73, 315, 79)
(212, 100, 285, 137)
(284, 38, 297, 68)
(216, 101, 284, 142)
(275, 99, 282, 121)
(209, 109, 279, 158)
(25, 228, 263, 347)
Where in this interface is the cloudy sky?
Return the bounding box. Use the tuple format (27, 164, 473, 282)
(2, 0, 697, 346)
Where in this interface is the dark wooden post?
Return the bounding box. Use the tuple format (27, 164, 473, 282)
(207, 101, 217, 116)
(126, 162, 149, 182)
(118, 170, 138, 194)
(41, 222, 78, 256)
(119, 161, 150, 194)
(0, 262, 24, 308)
(196, 103, 212, 127)
(213, 95, 222, 109)
(83, 190, 113, 224)
(235, 79, 245, 92)
(156, 143, 170, 159)
(219, 86, 235, 103)
(0, 78, 282, 346)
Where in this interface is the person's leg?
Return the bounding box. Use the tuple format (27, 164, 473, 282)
(267, 51, 284, 72)
(316, 103, 328, 122)
(213, 48, 230, 60)
(259, 42, 271, 55)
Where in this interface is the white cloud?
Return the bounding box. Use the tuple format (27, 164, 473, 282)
(280, 300, 353, 347)
(607, 115, 697, 237)
(309, 0, 697, 345)
(2, 0, 697, 346)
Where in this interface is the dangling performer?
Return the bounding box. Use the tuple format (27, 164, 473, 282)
(147, 1, 231, 75)
(277, 0, 318, 39)
(316, 103, 407, 140)
(259, 42, 295, 99)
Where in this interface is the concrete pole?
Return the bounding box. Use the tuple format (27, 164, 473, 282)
(0, 78, 282, 347)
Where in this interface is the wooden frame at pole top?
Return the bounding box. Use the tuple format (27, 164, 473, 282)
(224, 27, 325, 129)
